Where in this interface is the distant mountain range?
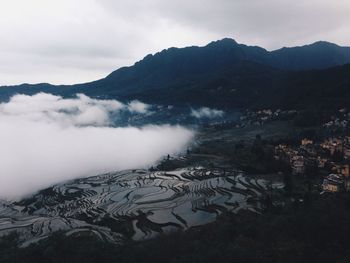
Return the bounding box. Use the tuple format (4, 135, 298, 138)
(1, 38, 350, 110)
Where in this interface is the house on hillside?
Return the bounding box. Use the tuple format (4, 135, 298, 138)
(292, 156, 305, 175)
(322, 174, 344, 193)
(344, 148, 350, 160)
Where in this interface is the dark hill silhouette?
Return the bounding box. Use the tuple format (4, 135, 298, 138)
(1, 38, 350, 109)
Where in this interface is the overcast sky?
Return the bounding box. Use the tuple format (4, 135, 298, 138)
(0, 0, 349, 85)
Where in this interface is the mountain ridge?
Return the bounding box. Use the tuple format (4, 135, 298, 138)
(1, 38, 350, 110)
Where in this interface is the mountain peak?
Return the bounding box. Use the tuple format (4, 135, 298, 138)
(309, 41, 339, 48)
(206, 38, 238, 48)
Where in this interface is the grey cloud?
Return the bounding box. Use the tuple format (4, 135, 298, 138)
(0, 0, 349, 85)
(133, 0, 350, 49)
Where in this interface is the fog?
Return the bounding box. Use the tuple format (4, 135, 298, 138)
(0, 93, 194, 199)
(191, 107, 224, 119)
(128, 100, 151, 114)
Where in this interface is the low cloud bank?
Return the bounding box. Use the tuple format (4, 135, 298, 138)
(0, 93, 152, 127)
(191, 107, 224, 119)
(128, 100, 151, 114)
(0, 93, 193, 199)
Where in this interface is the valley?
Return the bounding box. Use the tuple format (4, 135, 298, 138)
(1, 37, 350, 263)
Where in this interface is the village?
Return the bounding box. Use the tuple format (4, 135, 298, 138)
(274, 135, 350, 193)
(227, 107, 350, 194)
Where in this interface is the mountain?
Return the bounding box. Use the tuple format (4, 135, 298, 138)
(1, 38, 350, 110)
(92, 38, 350, 97)
(268, 41, 350, 70)
(110, 62, 350, 110)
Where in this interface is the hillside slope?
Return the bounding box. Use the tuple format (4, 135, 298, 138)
(1, 39, 350, 110)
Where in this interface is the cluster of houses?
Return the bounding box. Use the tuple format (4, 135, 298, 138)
(274, 136, 350, 193)
(323, 108, 350, 131)
(239, 109, 297, 127)
(322, 174, 350, 193)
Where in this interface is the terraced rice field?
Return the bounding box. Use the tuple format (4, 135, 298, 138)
(0, 167, 283, 246)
